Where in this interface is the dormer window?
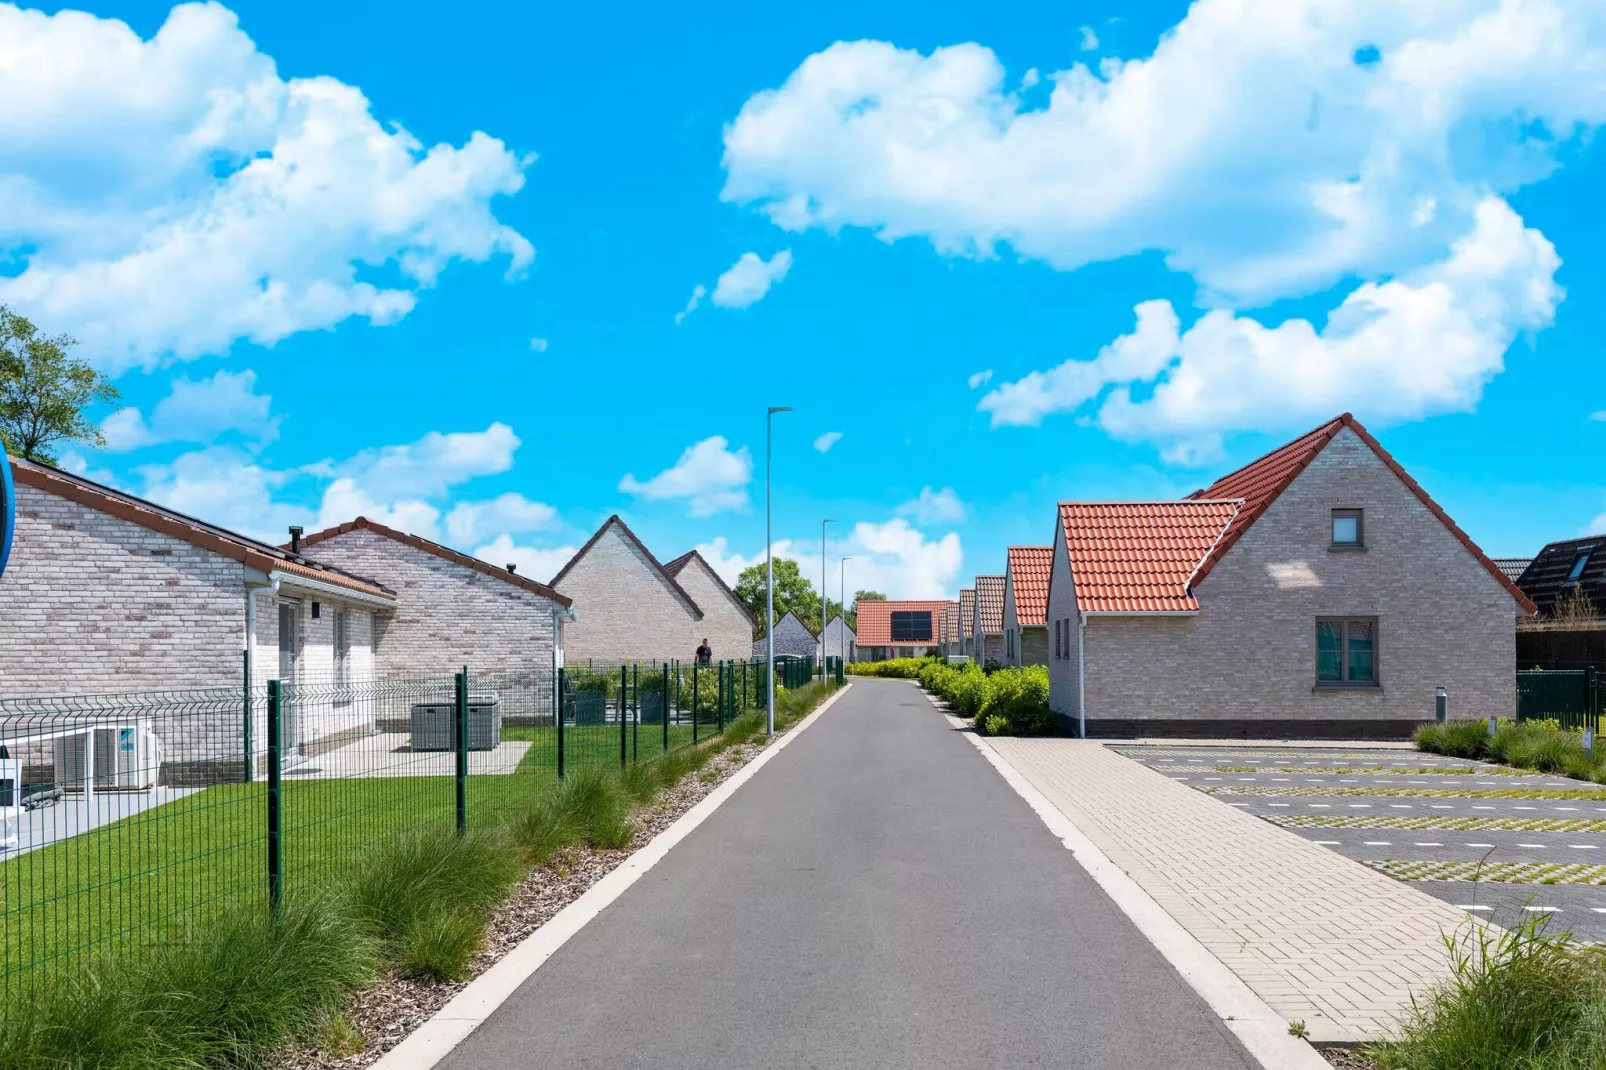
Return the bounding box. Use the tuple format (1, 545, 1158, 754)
(1567, 553, 1590, 584)
(1331, 509, 1364, 549)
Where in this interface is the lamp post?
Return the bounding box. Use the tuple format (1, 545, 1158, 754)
(820, 519, 834, 677)
(766, 406, 791, 734)
(839, 556, 855, 663)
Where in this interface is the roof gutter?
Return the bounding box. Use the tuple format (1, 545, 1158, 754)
(269, 569, 396, 609)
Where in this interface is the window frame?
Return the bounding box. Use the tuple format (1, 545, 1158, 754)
(1315, 616, 1380, 689)
(1567, 553, 1590, 584)
(1330, 508, 1365, 550)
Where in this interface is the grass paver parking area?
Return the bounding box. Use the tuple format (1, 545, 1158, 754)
(1121, 743, 1606, 944)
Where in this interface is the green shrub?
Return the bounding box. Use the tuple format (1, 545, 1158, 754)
(986, 666, 1053, 735)
(347, 827, 522, 981)
(1372, 913, 1606, 1069)
(980, 714, 1009, 736)
(1417, 719, 1491, 760)
(948, 664, 992, 718)
(848, 658, 928, 679)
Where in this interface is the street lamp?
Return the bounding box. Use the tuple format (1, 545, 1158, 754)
(766, 406, 791, 735)
(839, 556, 855, 663)
(820, 519, 834, 678)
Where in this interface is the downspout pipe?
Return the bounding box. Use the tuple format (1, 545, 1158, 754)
(1077, 613, 1087, 740)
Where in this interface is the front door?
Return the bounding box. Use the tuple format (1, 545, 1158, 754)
(277, 601, 302, 753)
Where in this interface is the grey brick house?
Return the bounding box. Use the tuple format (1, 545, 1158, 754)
(549, 516, 703, 665)
(1045, 415, 1534, 738)
(958, 588, 975, 658)
(972, 575, 1005, 667)
(665, 549, 755, 665)
(856, 600, 947, 661)
(0, 457, 396, 782)
(821, 614, 857, 662)
(1003, 546, 1050, 667)
(753, 610, 817, 659)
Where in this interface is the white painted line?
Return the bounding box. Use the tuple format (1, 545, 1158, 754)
(1473, 806, 1495, 811)
(1456, 905, 1491, 911)
(957, 722, 1330, 1070)
(1593, 908, 1606, 914)
(1363, 841, 1392, 846)
(1466, 843, 1495, 848)
(1269, 803, 1290, 808)
(1413, 843, 1443, 847)
(1389, 805, 1412, 809)
(1571, 845, 1598, 850)
(1515, 806, 1536, 810)
(1313, 840, 1343, 845)
(370, 683, 853, 1070)
(1431, 805, 1452, 809)
(1524, 906, 1561, 913)
(1557, 807, 1581, 812)
(1518, 843, 1545, 848)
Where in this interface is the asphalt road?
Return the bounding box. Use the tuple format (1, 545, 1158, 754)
(1120, 745, 1606, 942)
(438, 680, 1257, 1070)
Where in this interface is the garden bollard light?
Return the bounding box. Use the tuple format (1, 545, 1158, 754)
(1586, 729, 1596, 761)
(1435, 686, 1447, 724)
(1488, 716, 1498, 738)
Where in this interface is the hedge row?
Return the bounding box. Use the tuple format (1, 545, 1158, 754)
(918, 661, 1053, 736)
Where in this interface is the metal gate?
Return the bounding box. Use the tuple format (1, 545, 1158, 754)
(1516, 669, 1599, 732)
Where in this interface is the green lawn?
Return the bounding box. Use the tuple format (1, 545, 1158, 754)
(1, 713, 749, 1005)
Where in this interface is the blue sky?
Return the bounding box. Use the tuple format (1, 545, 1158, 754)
(4, 0, 1605, 598)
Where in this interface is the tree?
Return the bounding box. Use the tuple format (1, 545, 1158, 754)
(735, 557, 822, 639)
(0, 306, 118, 464)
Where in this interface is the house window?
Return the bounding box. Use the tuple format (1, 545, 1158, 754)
(890, 611, 932, 642)
(334, 609, 351, 689)
(1567, 553, 1590, 584)
(1331, 509, 1364, 549)
(1316, 618, 1377, 687)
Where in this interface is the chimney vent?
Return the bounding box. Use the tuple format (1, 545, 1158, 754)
(507, 563, 517, 574)
(288, 526, 304, 555)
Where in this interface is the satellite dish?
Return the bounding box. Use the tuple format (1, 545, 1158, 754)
(0, 439, 12, 581)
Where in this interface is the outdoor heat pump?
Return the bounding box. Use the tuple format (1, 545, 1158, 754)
(410, 696, 502, 751)
(54, 725, 161, 792)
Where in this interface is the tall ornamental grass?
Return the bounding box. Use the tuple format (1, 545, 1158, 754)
(1416, 719, 1606, 784)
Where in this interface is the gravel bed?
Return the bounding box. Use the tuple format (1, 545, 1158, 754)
(1320, 1046, 1382, 1069)
(279, 731, 779, 1068)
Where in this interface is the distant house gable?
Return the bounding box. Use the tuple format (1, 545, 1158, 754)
(664, 550, 755, 626)
(1006, 546, 1052, 626)
(551, 515, 702, 618)
(1517, 536, 1606, 618)
(548, 515, 704, 663)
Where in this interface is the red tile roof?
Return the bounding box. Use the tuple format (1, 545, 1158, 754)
(975, 575, 1005, 634)
(1058, 501, 1240, 613)
(1006, 547, 1052, 626)
(299, 516, 571, 606)
(856, 600, 949, 646)
(1188, 413, 1534, 613)
(959, 589, 975, 638)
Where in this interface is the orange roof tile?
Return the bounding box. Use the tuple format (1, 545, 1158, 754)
(959, 589, 975, 638)
(1006, 547, 1052, 626)
(1058, 501, 1240, 614)
(1188, 413, 1534, 613)
(856, 600, 949, 646)
(975, 575, 1005, 634)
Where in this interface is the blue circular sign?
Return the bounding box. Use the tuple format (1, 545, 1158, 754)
(0, 438, 12, 581)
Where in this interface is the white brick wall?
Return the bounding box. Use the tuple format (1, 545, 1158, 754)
(670, 556, 753, 664)
(1051, 428, 1519, 731)
(754, 612, 817, 658)
(555, 524, 701, 665)
(1046, 525, 1082, 718)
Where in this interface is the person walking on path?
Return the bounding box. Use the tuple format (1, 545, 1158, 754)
(694, 638, 712, 666)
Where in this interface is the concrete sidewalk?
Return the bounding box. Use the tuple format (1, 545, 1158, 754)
(435, 679, 1258, 1069)
(984, 735, 1470, 1042)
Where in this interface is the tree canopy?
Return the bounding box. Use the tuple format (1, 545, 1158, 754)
(735, 557, 822, 638)
(0, 307, 118, 464)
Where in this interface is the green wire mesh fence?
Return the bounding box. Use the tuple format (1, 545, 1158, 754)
(0, 656, 808, 1011)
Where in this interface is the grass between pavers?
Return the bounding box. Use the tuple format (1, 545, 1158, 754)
(0, 680, 843, 1067)
(1365, 859, 1606, 886)
(1201, 784, 1606, 800)
(0, 702, 796, 1007)
(1363, 914, 1606, 1069)
(1201, 764, 1488, 775)
(1267, 813, 1606, 833)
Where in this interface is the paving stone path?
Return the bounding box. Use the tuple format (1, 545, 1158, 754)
(983, 736, 1474, 1043)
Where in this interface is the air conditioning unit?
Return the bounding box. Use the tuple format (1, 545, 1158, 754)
(54, 725, 161, 792)
(410, 696, 502, 751)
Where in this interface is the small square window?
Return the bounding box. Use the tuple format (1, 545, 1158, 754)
(1331, 509, 1364, 548)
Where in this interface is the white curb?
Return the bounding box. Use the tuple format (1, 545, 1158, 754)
(942, 702, 1331, 1070)
(372, 683, 854, 1070)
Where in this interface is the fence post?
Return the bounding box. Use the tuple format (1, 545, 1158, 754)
(620, 664, 628, 770)
(557, 666, 566, 780)
(663, 662, 671, 754)
(455, 668, 468, 834)
(692, 663, 700, 744)
(242, 649, 253, 784)
(718, 661, 726, 731)
(632, 664, 639, 764)
(267, 678, 283, 915)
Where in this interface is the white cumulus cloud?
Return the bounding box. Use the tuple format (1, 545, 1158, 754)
(813, 430, 842, 452)
(711, 250, 793, 309)
(0, 2, 532, 372)
(618, 435, 753, 516)
(445, 493, 558, 548)
(529, 337, 548, 352)
(896, 486, 967, 525)
(472, 534, 579, 585)
(102, 368, 279, 450)
(967, 369, 993, 389)
(675, 284, 707, 325)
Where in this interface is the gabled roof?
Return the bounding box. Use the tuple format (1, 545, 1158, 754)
(1494, 557, 1532, 582)
(1058, 501, 1241, 613)
(959, 589, 975, 638)
(1515, 537, 1606, 618)
(9, 457, 394, 601)
(1188, 413, 1533, 613)
(857, 599, 948, 646)
(1006, 546, 1052, 626)
(774, 609, 819, 638)
(975, 575, 1005, 634)
(938, 601, 959, 644)
(824, 613, 857, 640)
(664, 549, 756, 626)
(297, 516, 571, 607)
(549, 515, 703, 620)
